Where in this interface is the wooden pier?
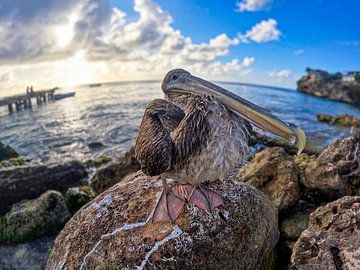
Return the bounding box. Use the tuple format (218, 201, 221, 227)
(0, 89, 56, 114)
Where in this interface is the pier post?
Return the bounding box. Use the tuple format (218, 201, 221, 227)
(15, 102, 20, 111)
(28, 98, 32, 108)
(8, 103, 13, 113)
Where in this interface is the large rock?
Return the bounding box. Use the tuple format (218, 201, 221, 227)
(0, 236, 55, 270)
(302, 137, 359, 201)
(0, 190, 71, 243)
(291, 196, 360, 269)
(0, 142, 19, 161)
(90, 147, 140, 193)
(297, 72, 360, 106)
(47, 171, 279, 270)
(237, 147, 301, 211)
(0, 160, 86, 215)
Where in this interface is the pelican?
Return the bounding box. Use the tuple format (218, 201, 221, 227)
(135, 69, 306, 222)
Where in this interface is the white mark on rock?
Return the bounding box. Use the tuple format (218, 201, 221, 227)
(136, 226, 183, 270)
(55, 251, 68, 270)
(79, 213, 153, 270)
(83, 193, 113, 218)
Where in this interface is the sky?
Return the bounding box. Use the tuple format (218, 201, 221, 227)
(0, 0, 359, 96)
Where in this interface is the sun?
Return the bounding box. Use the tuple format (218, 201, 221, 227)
(60, 51, 97, 86)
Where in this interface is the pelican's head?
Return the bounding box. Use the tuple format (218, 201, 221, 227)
(162, 68, 306, 154)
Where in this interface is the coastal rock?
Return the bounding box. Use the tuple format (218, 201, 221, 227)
(0, 160, 86, 215)
(90, 147, 140, 193)
(65, 186, 97, 213)
(317, 113, 360, 128)
(297, 70, 360, 106)
(291, 196, 360, 269)
(302, 137, 359, 201)
(0, 190, 71, 243)
(0, 142, 19, 161)
(0, 236, 55, 270)
(46, 171, 279, 270)
(237, 147, 301, 211)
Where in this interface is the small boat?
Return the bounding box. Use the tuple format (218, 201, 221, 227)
(54, 92, 76, 100)
(89, 83, 101, 87)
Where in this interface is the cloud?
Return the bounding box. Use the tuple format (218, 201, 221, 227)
(268, 69, 292, 81)
(294, 49, 305, 55)
(239, 19, 281, 43)
(236, 0, 272, 12)
(242, 56, 255, 67)
(0, 0, 281, 94)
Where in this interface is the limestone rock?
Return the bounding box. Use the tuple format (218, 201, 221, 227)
(302, 137, 359, 200)
(0, 160, 86, 215)
(291, 196, 360, 269)
(90, 147, 140, 193)
(47, 171, 279, 270)
(0, 190, 71, 243)
(238, 147, 301, 211)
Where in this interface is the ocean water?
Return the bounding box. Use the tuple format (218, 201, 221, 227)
(0, 81, 359, 164)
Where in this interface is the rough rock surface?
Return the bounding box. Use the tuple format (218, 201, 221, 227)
(237, 147, 301, 211)
(297, 75, 360, 106)
(0, 141, 19, 161)
(0, 160, 86, 215)
(317, 113, 360, 128)
(47, 171, 279, 270)
(0, 236, 55, 270)
(302, 137, 359, 200)
(65, 186, 97, 213)
(291, 196, 360, 269)
(90, 147, 140, 193)
(0, 190, 71, 243)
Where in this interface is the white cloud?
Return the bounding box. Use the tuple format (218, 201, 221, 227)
(0, 0, 281, 95)
(242, 56, 255, 67)
(239, 18, 281, 43)
(236, 0, 272, 12)
(268, 69, 292, 81)
(294, 49, 305, 55)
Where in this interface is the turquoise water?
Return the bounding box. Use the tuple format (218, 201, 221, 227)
(0, 81, 359, 163)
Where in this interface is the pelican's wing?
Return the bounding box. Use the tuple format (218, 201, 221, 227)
(135, 99, 185, 176)
(170, 95, 209, 165)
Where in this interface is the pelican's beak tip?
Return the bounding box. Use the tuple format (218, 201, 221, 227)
(294, 126, 306, 155)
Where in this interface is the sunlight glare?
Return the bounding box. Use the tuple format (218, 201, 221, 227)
(55, 14, 78, 48)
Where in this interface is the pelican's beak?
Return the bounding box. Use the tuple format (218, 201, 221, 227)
(166, 73, 306, 155)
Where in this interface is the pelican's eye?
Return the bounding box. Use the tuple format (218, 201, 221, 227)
(171, 74, 179, 81)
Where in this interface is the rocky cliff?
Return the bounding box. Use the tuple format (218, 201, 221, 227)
(297, 71, 360, 106)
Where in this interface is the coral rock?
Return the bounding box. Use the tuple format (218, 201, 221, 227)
(291, 196, 360, 269)
(238, 147, 301, 211)
(302, 137, 359, 200)
(47, 171, 279, 270)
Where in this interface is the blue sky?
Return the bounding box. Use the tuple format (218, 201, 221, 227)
(114, 0, 360, 86)
(0, 0, 359, 96)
